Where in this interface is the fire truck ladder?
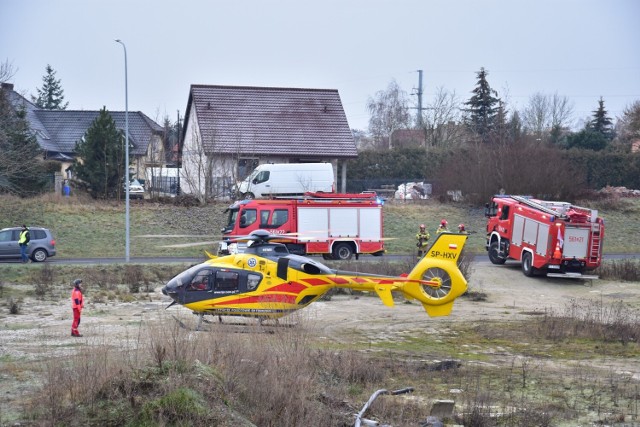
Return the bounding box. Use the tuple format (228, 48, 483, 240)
(589, 223, 602, 260)
(510, 195, 567, 219)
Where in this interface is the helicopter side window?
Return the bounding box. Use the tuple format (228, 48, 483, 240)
(247, 273, 261, 291)
(187, 270, 212, 292)
(240, 209, 257, 228)
(215, 270, 240, 291)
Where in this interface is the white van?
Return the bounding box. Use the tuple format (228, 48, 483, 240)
(237, 163, 334, 199)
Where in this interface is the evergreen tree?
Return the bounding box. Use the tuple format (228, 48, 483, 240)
(588, 96, 614, 141)
(508, 110, 523, 142)
(566, 129, 608, 151)
(162, 115, 182, 163)
(0, 86, 48, 195)
(33, 64, 69, 110)
(73, 107, 125, 199)
(463, 67, 501, 143)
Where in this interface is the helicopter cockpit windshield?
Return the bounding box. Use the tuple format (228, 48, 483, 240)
(162, 263, 203, 296)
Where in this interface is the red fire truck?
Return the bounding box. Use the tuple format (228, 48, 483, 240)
(218, 192, 385, 260)
(485, 195, 605, 278)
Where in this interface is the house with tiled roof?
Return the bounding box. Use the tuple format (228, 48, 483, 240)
(181, 84, 357, 199)
(2, 82, 165, 187)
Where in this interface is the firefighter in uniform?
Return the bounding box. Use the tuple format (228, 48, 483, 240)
(458, 223, 468, 234)
(436, 219, 449, 234)
(415, 224, 430, 258)
(71, 279, 84, 337)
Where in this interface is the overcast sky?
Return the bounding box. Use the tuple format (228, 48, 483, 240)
(2, 0, 639, 131)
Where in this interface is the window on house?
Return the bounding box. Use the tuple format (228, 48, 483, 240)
(238, 159, 259, 180)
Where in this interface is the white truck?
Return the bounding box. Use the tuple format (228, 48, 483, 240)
(236, 163, 334, 199)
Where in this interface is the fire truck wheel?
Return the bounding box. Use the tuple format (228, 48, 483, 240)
(488, 242, 506, 265)
(521, 252, 535, 277)
(242, 192, 255, 200)
(333, 243, 354, 260)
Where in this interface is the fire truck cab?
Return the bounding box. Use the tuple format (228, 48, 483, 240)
(485, 195, 604, 278)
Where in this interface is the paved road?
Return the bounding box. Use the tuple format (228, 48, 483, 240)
(3, 253, 637, 265)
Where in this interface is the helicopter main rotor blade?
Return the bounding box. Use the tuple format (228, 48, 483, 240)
(159, 241, 219, 248)
(136, 234, 218, 238)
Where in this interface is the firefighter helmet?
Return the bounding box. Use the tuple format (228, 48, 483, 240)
(440, 219, 448, 226)
(419, 224, 425, 230)
(458, 223, 465, 231)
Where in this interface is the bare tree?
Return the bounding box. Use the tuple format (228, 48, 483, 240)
(366, 80, 411, 149)
(0, 59, 17, 83)
(521, 92, 574, 143)
(616, 100, 640, 144)
(180, 124, 209, 203)
(420, 87, 463, 148)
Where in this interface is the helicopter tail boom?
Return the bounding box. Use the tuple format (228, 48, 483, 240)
(324, 233, 468, 317)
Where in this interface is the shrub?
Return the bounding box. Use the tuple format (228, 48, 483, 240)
(595, 259, 640, 281)
(8, 297, 21, 314)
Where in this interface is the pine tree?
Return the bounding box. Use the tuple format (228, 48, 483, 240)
(463, 67, 501, 143)
(0, 86, 48, 195)
(588, 97, 614, 141)
(33, 64, 69, 110)
(73, 107, 125, 199)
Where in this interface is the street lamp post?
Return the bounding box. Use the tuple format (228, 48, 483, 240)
(115, 39, 130, 262)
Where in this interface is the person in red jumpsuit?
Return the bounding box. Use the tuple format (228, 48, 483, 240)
(71, 279, 84, 337)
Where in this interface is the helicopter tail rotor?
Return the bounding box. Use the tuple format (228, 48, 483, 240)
(403, 233, 468, 317)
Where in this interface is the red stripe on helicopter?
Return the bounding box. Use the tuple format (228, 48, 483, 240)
(266, 281, 308, 294)
(329, 277, 350, 285)
(302, 278, 331, 286)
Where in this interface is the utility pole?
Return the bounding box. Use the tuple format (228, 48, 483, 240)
(413, 70, 426, 127)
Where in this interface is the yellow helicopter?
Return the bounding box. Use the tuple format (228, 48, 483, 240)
(162, 230, 468, 328)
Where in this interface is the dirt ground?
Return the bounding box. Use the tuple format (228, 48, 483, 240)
(1, 261, 640, 422)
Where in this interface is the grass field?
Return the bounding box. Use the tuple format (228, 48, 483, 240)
(1, 193, 639, 426)
(0, 193, 639, 259)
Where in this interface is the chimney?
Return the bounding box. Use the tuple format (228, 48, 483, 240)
(1, 82, 14, 91)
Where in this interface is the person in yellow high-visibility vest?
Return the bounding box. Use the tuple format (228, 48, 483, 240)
(415, 224, 430, 258)
(18, 225, 30, 263)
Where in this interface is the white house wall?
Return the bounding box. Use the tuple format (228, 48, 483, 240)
(180, 102, 205, 196)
